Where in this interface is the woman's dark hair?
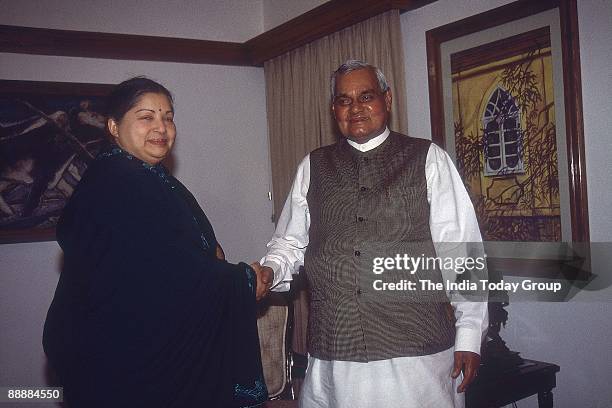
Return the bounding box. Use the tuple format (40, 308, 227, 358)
(105, 76, 173, 121)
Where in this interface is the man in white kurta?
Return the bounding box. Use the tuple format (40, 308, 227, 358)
(258, 60, 488, 408)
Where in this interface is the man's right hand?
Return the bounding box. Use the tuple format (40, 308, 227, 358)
(250, 262, 273, 301)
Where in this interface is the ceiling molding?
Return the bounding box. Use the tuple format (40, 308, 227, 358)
(246, 0, 435, 65)
(0, 24, 249, 66)
(0, 0, 436, 67)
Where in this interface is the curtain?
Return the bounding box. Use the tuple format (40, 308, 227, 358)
(263, 9, 408, 371)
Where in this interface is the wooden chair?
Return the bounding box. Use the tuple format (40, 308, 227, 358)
(256, 291, 307, 406)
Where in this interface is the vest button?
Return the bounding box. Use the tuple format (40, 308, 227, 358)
(358, 216, 364, 222)
(354, 250, 361, 256)
(362, 157, 369, 163)
(356, 289, 362, 295)
(360, 186, 368, 192)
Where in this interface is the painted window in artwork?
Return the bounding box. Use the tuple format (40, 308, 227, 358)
(483, 87, 524, 176)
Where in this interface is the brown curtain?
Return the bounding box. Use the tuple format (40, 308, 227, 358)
(263, 9, 408, 367)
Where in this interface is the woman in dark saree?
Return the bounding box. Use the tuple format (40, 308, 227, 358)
(43, 77, 268, 408)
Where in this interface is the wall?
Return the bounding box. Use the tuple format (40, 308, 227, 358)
(262, 0, 327, 30)
(0, 2, 273, 406)
(0, 0, 263, 42)
(401, 0, 612, 407)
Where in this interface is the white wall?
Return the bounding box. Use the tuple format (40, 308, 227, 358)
(0, 0, 263, 42)
(0, 2, 273, 405)
(262, 0, 327, 30)
(401, 1, 612, 407)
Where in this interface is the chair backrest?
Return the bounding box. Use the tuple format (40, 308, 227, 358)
(257, 292, 290, 398)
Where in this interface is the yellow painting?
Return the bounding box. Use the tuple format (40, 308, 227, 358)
(451, 27, 561, 241)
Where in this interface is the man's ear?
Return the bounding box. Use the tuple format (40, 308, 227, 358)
(384, 89, 393, 112)
(331, 102, 339, 120)
(108, 118, 119, 139)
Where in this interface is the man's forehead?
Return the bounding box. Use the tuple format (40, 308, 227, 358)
(335, 68, 379, 92)
(334, 88, 378, 99)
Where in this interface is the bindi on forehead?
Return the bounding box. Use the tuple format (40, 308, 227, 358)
(134, 106, 173, 114)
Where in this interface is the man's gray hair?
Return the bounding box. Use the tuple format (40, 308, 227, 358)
(330, 60, 390, 101)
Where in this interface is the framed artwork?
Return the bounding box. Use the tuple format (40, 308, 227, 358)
(426, 0, 589, 278)
(0, 80, 112, 244)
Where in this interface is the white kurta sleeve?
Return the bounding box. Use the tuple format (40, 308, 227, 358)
(261, 155, 311, 292)
(426, 143, 489, 354)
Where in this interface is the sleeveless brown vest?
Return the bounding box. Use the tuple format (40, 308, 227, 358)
(304, 132, 455, 361)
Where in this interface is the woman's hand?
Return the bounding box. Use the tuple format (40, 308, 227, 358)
(215, 244, 225, 260)
(250, 262, 273, 300)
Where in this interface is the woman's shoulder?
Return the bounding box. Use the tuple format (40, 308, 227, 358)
(67, 154, 165, 218)
(85, 151, 142, 181)
(86, 152, 161, 189)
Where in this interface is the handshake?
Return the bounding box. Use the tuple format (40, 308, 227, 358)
(216, 244, 273, 301)
(250, 262, 274, 301)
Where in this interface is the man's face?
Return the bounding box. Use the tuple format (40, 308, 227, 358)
(332, 68, 392, 143)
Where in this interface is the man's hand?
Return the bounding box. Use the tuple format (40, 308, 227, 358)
(451, 351, 480, 393)
(250, 262, 273, 301)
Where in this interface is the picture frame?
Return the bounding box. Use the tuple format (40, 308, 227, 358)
(0, 80, 112, 244)
(425, 0, 589, 279)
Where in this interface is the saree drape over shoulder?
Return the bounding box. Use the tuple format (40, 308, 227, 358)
(43, 147, 267, 408)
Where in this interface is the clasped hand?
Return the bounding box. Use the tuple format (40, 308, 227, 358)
(249, 262, 273, 301)
(215, 245, 272, 301)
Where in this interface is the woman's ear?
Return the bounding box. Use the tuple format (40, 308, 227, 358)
(107, 118, 119, 139)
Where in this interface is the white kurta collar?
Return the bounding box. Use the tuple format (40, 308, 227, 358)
(346, 127, 390, 152)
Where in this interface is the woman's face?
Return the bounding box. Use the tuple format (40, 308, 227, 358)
(108, 92, 176, 165)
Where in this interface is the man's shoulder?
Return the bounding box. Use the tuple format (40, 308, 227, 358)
(389, 131, 432, 149)
(309, 139, 346, 161)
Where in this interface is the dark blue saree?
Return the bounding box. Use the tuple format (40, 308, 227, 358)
(43, 146, 267, 408)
